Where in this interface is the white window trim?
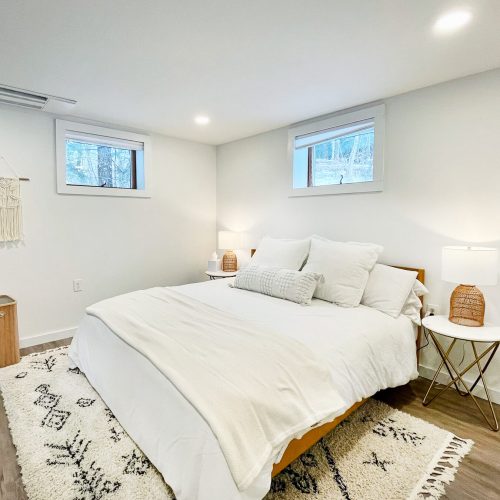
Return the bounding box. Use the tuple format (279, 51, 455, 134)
(288, 104, 385, 197)
(56, 119, 151, 198)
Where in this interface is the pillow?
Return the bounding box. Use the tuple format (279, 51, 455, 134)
(302, 237, 381, 307)
(412, 279, 429, 297)
(230, 265, 322, 305)
(347, 241, 384, 255)
(361, 264, 417, 318)
(311, 235, 384, 255)
(402, 280, 429, 325)
(250, 236, 310, 270)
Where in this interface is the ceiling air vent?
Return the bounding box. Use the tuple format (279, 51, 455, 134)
(0, 84, 76, 114)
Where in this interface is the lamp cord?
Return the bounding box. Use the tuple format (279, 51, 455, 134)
(418, 325, 430, 352)
(419, 317, 466, 369)
(417, 311, 433, 353)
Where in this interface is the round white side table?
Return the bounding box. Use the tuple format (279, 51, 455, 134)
(422, 314, 500, 431)
(205, 270, 237, 280)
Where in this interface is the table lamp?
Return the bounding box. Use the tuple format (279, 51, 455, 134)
(442, 246, 498, 327)
(218, 231, 241, 272)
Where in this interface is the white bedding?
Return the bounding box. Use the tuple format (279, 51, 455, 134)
(69, 278, 418, 500)
(86, 287, 347, 490)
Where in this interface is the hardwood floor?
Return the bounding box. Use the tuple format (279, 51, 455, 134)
(376, 380, 500, 500)
(0, 338, 499, 500)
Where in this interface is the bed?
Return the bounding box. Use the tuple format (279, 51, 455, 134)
(69, 267, 424, 500)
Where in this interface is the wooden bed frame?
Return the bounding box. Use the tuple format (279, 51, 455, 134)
(262, 259, 426, 476)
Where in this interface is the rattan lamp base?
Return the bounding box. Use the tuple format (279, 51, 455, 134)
(449, 284, 485, 327)
(222, 250, 237, 272)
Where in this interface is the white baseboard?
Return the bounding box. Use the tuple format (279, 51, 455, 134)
(19, 327, 76, 349)
(418, 363, 500, 405)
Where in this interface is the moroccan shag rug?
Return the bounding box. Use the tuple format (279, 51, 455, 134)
(0, 347, 473, 500)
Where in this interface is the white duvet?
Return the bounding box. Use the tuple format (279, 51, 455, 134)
(86, 287, 347, 490)
(69, 278, 418, 500)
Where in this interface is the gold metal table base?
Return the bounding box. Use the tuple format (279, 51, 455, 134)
(422, 329, 499, 431)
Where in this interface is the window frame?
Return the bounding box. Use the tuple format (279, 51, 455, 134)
(288, 104, 385, 197)
(56, 119, 151, 198)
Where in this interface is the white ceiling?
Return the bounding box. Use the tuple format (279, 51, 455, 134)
(1, 0, 499, 145)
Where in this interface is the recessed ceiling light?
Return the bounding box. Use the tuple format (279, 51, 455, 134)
(194, 115, 210, 125)
(434, 10, 472, 34)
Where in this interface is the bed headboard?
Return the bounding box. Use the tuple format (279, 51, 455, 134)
(392, 266, 425, 287)
(391, 265, 425, 363)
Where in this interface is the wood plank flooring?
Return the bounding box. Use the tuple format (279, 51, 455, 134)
(376, 379, 500, 499)
(0, 338, 499, 500)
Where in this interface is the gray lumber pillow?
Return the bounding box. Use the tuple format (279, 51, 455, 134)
(230, 265, 323, 305)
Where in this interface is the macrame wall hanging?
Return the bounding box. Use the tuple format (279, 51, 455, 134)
(0, 155, 24, 242)
(0, 177, 23, 242)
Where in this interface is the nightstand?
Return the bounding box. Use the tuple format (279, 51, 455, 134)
(205, 270, 237, 280)
(0, 295, 20, 368)
(422, 314, 500, 431)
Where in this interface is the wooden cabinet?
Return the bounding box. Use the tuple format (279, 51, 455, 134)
(0, 296, 20, 368)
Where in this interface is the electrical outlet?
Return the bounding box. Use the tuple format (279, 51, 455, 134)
(73, 279, 83, 292)
(426, 303, 440, 316)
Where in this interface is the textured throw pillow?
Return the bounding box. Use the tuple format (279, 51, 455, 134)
(230, 265, 322, 305)
(302, 237, 381, 307)
(402, 280, 429, 325)
(361, 264, 418, 318)
(250, 236, 311, 270)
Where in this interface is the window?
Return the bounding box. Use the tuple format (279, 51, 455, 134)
(65, 136, 143, 189)
(289, 104, 384, 196)
(56, 120, 150, 197)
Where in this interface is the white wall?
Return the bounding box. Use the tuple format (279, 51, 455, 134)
(217, 68, 500, 402)
(0, 105, 216, 346)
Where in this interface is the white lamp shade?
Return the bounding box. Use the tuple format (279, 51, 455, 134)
(218, 231, 241, 250)
(442, 246, 498, 286)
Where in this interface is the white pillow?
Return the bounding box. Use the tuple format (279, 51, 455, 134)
(347, 241, 384, 255)
(250, 237, 310, 270)
(402, 280, 429, 325)
(312, 235, 384, 255)
(412, 279, 428, 297)
(230, 265, 322, 305)
(361, 264, 417, 318)
(302, 237, 381, 307)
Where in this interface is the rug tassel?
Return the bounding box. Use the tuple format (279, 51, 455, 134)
(414, 436, 473, 499)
